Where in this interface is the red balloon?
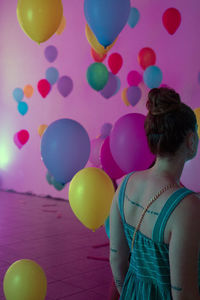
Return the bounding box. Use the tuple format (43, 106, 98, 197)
(37, 79, 51, 98)
(138, 47, 156, 70)
(17, 130, 30, 145)
(91, 48, 107, 62)
(162, 8, 181, 35)
(108, 53, 123, 74)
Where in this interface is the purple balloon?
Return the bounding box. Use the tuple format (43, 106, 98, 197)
(110, 113, 155, 173)
(126, 86, 141, 106)
(100, 123, 112, 138)
(44, 45, 58, 63)
(100, 72, 118, 99)
(57, 76, 73, 97)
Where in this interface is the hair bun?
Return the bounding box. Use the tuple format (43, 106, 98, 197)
(146, 87, 181, 116)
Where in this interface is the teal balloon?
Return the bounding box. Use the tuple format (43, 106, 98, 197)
(87, 63, 109, 91)
(128, 7, 140, 28)
(46, 172, 53, 185)
(52, 179, 65, 191)
(45, 67, 59, 85)
(104, 216, 110, 239)
(17, 101, 28, 115)
(143, 66, 163, 89)
(13, 88, 24, 102)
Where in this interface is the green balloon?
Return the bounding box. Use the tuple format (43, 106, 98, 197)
(87, 63, 109, 91)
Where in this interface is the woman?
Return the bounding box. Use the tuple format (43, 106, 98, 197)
(109, 87, 200, 299)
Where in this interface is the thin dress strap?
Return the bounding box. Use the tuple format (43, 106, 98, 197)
(118, 172, 134, 223)
(153, 187, 194, 244)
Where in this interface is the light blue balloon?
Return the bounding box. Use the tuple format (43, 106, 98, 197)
(113, 76, 121, 96)
(143, 66, 163, 89)
(104, 216, 110, 239)
(13, 88, 24, 102)
(84, 0, 131, 47)
(41, 119, 91, 184)
(45, 67, 59, 85)
(128, 7, 140, 28)
(17, 101, 28, 115)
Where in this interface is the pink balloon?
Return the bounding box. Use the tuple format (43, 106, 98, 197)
(89, 137, 105, 167)
(13, 133, 23, 149)
(180, 145, 200, 192)
(110, 113, 155, 173)
(127, 70, 142, 86)
(100, 136, 125, 179)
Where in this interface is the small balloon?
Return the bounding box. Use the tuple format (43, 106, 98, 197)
(52, 178, 65, 191)
(194, 108, 200, 138)
(113, 76, 121, 96)
(17, 129, 30, 145)
(121, 87, 130, 106)
(17, 101, 28, 115)
(126, 86, 142, 106)
(13, 88, 24, 102)
(100, 72, 118, 99)
(37, 79, 51, 98)
(143, 66, 163, 89)
(44, 45, 58, 63)
(162, 8, 181, 35)
(13, 133, 23, 149)
(23, 84, 34, 98)
(38, 124, 48, 137)
(87, 63, 109, 91)
(127, 70, 142, 86)
(46, 172, 53, 185)
(91, 48, 107, 63)
(128, 7, 140, 28)
(56, 15, 66, 35)
(138, 47, 156, 70)
(100, 123, 112, 138)
(57, 76, 73, 97)
(45, 67, 59, 85)
(108, 53, 123, 74)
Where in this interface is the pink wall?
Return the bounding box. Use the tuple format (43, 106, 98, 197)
(0, 0, 200, 199)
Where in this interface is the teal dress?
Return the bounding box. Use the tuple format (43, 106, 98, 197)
(118, 173, 196, 300)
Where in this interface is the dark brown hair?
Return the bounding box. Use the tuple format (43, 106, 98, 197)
(144, 87, 197, 156)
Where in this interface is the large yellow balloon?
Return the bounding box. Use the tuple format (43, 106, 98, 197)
(69, 167, 115, 231)
(85, 24, 117, 55)
(194, 107, 200, 138)
(3, 259, 47, 300)
(17, 0, 63, 43)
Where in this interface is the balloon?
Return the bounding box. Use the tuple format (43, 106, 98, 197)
(126, 86, 142, 106)
(44, 45, 58, 63)
(41, 119, 90, 184)
(85, 24, 116, 55)
(91, 48, 107, 62)
(100, 72, 118, 99)
(45, 67, 59, 85)
(16, 0, 63, 43)
(3, 259, 47, 300)
(194, 108, 200, 138)
(104, 216, 110, 239)
(69, 167, 115, 231)
(84, 0, 131, 47)
(143, 66, 163, 89)
(46, 172, 53, 185)
(56, 15, 66, 35)
(13, 133, 23, 149)
(128, 7, 140, 28)
(17, 130, 30, 145)
(87, 63, 109, 91)
(23, 84, 34, 98)
(108, 53, 123, 74)
(57, 76, 73, 97)
(89, 137, 105, 167)
(38, 124, 48, 137)
(113, 76, 121, 96)
(101, 136, 125, 179)
(52, 178, 65, 191)
(198, 72, 200, 85)
(13, 88, 24, 102)
(37, 79, 51, 98)
(181, 144, 200, 192)
(110, 113, 155, 173)
(121, 87, 130, 106)
(138, 47, 156, 70)
(127, 70, 142, 86)
(162, 8, 181, 35)
(100, 123, 112, 138)
(17, 101, 28, 115)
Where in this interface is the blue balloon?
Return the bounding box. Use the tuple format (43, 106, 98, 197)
(113, 76, 121, 96)
(41, 119, 91, 184)
(143, 66, 163, 89)
(104, 216, 110, 239)
(13, 88, 24, 102)
(128, 7, 140, 28)
(17, 101, 28, 115)
(84, 0, 131, 47)
(45, 67, 59, 85)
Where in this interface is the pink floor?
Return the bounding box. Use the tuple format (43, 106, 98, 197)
(0, 190, 113, 299)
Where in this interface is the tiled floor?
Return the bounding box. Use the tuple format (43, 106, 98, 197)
(0, 190, 113, 299)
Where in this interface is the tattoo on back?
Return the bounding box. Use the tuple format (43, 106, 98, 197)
(126, 195, 159, 216)
(171, 285, 182, 292)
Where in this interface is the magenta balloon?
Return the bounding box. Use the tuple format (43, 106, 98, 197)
(89, 137, 104, 167)
(127, 70, 142, 86)
(180, 145, 200, 192)
(110, 113, 155, 173)
(101, 136, 125, 179)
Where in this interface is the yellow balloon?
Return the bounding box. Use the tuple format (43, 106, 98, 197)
(194, 107, 200, 138)
(38, 124, 48, 137)
(122, 87, 130, 106)
(69, 167, 115, 231)
(3, 259, 47, 300)
(17, 0, 63, 43)
(56, 15, 66, 35)
(85, 24, 117, 55)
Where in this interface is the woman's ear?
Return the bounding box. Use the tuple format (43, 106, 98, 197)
(186, 130, 198, 158)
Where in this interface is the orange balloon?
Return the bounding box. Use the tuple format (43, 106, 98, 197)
(121, 88, 130, 106)
(38, 124, 48, 137)
(56, 15, 66, 35)
(24, 84, 34, 98)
